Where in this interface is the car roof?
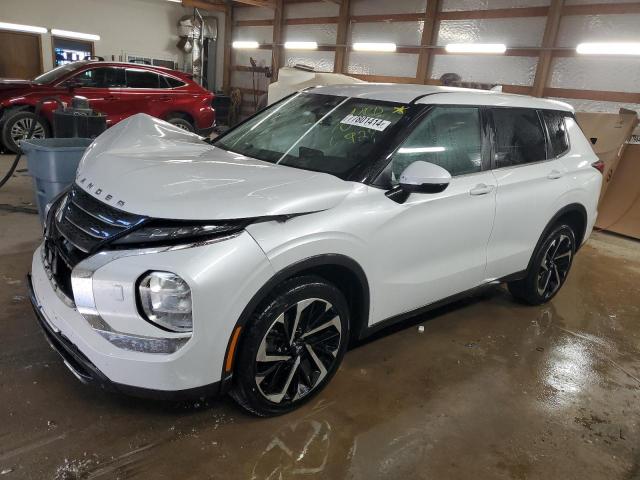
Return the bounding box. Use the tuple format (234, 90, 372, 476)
(309, 83, 574, 112)
(75, 61, 186, 77)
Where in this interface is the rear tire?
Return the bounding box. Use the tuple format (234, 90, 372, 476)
(1, 110, 50, 153)
(230, 275, 350, 417)
(508, 224, 576, 305)
(166, 115, 194, 132)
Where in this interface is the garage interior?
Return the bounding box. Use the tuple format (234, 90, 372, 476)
(1, 0, 639, 478)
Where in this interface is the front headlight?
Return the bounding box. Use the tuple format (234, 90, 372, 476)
(113, 222, 245, 246)
(138, 271, 192, 332)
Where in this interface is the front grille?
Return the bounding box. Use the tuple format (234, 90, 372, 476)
(43, 185, 146, 300)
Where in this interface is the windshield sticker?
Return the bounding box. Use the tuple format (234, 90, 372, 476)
(340, 114, 391, 132)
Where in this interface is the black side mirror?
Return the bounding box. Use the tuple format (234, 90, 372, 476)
(63, 79, 82, 92)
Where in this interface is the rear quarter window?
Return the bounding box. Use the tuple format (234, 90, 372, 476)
(543, 110, 570, 158)
(161, 76, 186, 88)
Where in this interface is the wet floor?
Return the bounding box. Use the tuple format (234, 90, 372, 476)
(1, 160, 639, 479)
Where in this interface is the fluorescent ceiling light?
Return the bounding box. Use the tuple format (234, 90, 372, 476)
(445, 43, 506, 54)
(284, 41, 318, 50)
(353, 42, 397, 52)
(398, 146, 446, 154)
(166, 0, 182, 2)
(232, 41, 260, 49)
(51, 29, 100, 41)
(0, 21, 47, 34)
(576, 42, 640, 55)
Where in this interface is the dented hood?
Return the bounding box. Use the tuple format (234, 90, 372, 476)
(76, 114, 354, 220)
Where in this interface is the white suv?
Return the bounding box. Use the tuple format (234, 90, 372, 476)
(29, 84, 602, 416)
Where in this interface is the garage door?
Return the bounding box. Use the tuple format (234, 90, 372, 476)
(0, 31, 42, 79)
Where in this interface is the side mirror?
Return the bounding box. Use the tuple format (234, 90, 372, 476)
(399, 161, 451, 194)
(386, 161, 451, 203)
(63, 79, 82, 91)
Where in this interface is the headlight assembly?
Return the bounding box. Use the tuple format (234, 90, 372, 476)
(138, 271, 193, 332)
(113, 221, 246, 246)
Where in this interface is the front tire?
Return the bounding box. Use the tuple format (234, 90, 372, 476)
(231, 276, 350, 417)
(1, 110, 50, 153)
(508, 224, 576, 305)
(166, 115, 195, 132)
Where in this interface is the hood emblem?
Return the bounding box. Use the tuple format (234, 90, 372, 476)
(78, 177, 126, 207)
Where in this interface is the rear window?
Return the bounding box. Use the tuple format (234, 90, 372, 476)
(543, 110, 570, 158)
(492, 108, 547, 168)
(126, 68, 160, 88)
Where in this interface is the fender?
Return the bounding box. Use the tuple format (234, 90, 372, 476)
(220, 253, 370, 386)
(525, 203, 588, 274)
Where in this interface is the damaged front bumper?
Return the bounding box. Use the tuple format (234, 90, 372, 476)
(27, 273, 227, 401)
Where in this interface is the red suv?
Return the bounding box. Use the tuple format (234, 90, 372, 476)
(0, 61, 215, 152)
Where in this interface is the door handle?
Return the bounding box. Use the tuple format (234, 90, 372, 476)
(547, 169, 564, 180)
(469, 183, 494, 196)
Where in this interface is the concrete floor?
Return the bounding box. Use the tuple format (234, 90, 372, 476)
(1, 155, 639, 479)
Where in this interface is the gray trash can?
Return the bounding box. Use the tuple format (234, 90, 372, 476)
(21, 138, 93, 224)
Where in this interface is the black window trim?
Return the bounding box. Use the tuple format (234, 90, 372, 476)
(487, 106, 552, 171)
(541, 109, 572, 160)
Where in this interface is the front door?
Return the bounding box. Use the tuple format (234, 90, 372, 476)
(368, 106, 497, 323)
(65, 66, 129, 126)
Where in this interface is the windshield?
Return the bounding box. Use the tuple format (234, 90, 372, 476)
(215, 93, 411, 179)
(33, 62, 88, 84)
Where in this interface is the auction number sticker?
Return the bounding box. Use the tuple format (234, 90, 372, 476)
(340, 114, 391, 132)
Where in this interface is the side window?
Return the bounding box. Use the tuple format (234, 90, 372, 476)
(161, 75, 186, 88)
(126, 69, 160, 88)
(492, 108, 547, 168)
(543, 110, 569, 158)
(390, 106, 483, 181)
(73, 67, 124, 88)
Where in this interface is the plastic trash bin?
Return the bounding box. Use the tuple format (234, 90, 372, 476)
(21, 138, 93, 224)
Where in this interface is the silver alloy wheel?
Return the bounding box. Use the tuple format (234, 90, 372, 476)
(173, 122, 191, 132)
(10, 117, 46, 145)
(536, 233, 573, 298)
(255, 298, 342, 404)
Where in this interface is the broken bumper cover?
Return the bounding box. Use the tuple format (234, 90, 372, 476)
(28, 274, 228, 400)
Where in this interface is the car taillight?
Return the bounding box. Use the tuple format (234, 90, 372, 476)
(591, 160, 605, 173)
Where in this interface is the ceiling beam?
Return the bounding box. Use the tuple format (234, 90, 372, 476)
(532, 0, 564, 97)
(333, 0, 350, 73)
(271, 0, 285, 81)
(416, 0, 441, 84)
(233, 0, 275, 7)
(181, 0, 227, 12)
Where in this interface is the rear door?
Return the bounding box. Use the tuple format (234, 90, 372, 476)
(117, 67, 167, 120)
(485, 107, 569, 280)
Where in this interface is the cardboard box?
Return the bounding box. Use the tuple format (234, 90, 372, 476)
(595, 138, 640, 240)
(576, 109, 639, 202)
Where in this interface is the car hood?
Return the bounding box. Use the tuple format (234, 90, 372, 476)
(76, 114, 355, 220)
(0, 79, 36, 94)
